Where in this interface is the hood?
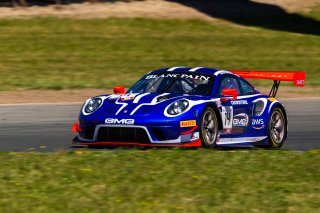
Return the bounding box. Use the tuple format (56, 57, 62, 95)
(111, 93, 172, 104)
(80, 92, 211, 122)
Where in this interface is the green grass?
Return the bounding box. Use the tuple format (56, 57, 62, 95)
(0, 149, 319, 212)
(0, 16, 320, 90)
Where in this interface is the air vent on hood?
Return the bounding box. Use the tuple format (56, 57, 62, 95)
(157, 95, 170, 103)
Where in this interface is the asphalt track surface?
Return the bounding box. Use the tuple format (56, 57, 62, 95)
(0, 99, 319, 152)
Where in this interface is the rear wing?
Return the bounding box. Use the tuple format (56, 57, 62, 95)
(230, 70, 306, 97)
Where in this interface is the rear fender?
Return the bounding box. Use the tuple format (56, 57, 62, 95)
(268, 102, 288, 132)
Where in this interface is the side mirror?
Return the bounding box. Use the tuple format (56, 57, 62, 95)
(113, 86, 125, 94)
(221, 89, 238, 102)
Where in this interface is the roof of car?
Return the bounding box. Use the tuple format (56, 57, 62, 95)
(149, 67, 226, 75)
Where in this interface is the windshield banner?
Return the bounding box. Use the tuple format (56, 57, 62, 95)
(145, 74, 210, 81)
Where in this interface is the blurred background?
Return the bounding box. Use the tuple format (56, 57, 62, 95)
(0, 2, 319, 211)
(0, 0, 319, 101)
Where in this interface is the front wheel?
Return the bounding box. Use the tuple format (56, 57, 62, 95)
(267, 108, 287, 148)
(200, 107, 219, 148)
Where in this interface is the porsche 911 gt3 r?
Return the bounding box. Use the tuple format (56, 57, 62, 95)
(72, 67, 305, 148)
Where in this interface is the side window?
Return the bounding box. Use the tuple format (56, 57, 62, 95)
(239, 79, 254, 95)
(218, 76, 240, 95)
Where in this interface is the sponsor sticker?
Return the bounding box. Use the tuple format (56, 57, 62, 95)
(233, 113, 249, 127)
(252, 118, 264, 125)
(120, 94, 136, 101)
(252, 118, 265, 130)
(145, 74, 210, 81)
(180, 120, 196, 127)
(230, 100, 248, 105)
(105, 118, 135, 125)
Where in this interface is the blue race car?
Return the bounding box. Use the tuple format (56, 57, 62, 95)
(72, 67, 305, 148)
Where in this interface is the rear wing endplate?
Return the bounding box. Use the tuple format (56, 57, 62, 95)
(230, 70, 306, 97)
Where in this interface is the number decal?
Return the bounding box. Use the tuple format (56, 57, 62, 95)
(220, 106, 233, 132)
(225, 107, 232, 126)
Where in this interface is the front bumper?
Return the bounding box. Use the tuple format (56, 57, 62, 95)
(73, 136, 201, 147)
(72, 123, 201, 147)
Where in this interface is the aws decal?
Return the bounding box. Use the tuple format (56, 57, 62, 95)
(252, 119, 265, 130)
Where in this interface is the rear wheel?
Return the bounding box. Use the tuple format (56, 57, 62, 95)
(200, 107, 218, 148)
(267, 108, 287, 148)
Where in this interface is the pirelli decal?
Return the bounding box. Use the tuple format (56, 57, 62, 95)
(180, 120, 196, 127)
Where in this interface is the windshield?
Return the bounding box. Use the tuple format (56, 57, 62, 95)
(128, 73, 215, 96)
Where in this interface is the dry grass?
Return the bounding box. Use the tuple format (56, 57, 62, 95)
(0, 0, 319, 20)
(0, 1, 213, 20)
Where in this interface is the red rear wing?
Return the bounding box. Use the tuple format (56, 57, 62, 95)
(230, 70, 306, 87)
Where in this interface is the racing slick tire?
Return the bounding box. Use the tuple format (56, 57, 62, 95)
(200, 107, 219, 148)
(266, 107, 287, 148)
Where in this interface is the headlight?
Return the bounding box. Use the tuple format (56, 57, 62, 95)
(84, 98, 102, 114)
(167, 99, 189, 115)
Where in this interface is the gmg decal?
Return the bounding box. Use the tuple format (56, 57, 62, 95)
(105, 118, 135, 125)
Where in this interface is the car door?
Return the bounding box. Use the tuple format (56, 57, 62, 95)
(217, 74, 251, 136)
